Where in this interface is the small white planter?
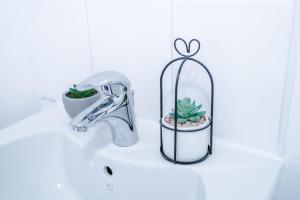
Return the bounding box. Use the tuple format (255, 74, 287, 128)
(62, 90, 101, 118)
(161, 115, 210, 162)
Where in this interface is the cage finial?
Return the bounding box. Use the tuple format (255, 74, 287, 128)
(174, 38, 200, 57)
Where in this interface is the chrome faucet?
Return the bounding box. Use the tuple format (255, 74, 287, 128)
(70, 71, 138, 147)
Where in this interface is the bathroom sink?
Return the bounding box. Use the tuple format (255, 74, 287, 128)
(0, 131, 203, 200)
(0, 104, 282, 200)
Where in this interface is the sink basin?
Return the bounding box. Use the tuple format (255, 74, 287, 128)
(0, 104, 282, 200)
(0, 131, 203, 200)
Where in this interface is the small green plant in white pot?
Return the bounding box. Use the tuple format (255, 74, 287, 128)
(62, 84, 100, 118)
(162, 97, 210, 162)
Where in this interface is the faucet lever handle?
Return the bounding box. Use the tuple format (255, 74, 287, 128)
(101, 82, 127, 97)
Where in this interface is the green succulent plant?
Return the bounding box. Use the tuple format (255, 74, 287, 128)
(66, 84, 97, 99)
(169, 97, 206, 124)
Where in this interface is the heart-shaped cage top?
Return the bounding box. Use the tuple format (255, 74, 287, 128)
(174, 38, 201, 57)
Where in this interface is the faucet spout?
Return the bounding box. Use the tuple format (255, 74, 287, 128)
(70, 71, 138, 147)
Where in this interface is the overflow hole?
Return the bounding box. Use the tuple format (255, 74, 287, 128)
(104, 166, 113, 176)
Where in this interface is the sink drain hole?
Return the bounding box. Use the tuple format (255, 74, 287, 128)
(104, 166, 113, 176)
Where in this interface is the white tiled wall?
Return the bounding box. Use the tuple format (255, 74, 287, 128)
(172, 0, 294, 152)
(0, 0, 92, 127)
(86, 0, 172, 120)
(29, 0, 92, 100)
(0, 0, 296, 156)
(274, 48, 300, 200)
(274, 1, 300, 198)
(0, 0, 42, 128)
(277, 64, 300, 199)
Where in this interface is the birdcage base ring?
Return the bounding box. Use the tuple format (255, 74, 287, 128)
(160, 146, 211, 165)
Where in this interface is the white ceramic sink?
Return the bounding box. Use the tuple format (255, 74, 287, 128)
(0, 104, 282, 200)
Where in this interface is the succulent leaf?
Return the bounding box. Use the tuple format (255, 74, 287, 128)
(66, 84, 97, 99)
(170, 97, 206, 124)
(189, 116, 200, 122)
(178, 118, 188, 123)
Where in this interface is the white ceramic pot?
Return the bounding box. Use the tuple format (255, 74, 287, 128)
(161, 115, 210, 162)
(62, 90, 101, 118)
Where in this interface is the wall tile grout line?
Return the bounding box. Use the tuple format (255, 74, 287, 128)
(84, 0, 95, 75)
(277, 0, 299, 156)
